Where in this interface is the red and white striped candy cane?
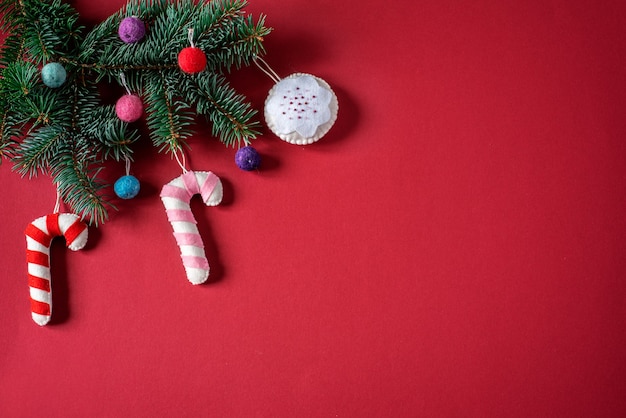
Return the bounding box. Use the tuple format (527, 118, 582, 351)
(24, 213, 88, 326)
(160, 170, 223, 284)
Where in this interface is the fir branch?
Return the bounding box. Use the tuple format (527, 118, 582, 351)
(13, 125, 66, 177)
(4, 0, 84, 64)
(51, 146, 111, 226)
(201, 13, 270, 72)
(0, 33, 26, 66)
(0, 0, 21, 33)
(1, 0, 272, 223)
(195, 0, 244, 36)
(182, 72, 259, 146)
(0, 108, 19, 161)
(79, 105, 139, 162)
(1, 61, 39, 104)
(144, 70, 195, 153)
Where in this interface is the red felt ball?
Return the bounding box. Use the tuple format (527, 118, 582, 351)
(115, 94, 143, 123)
(178, 47, 207, 74)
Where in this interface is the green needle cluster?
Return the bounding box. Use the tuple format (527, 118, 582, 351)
(0, 0, 271, 225)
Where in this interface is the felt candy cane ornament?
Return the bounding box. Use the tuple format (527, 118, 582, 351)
(160, 170, 223, 284)
(25, 213, 88, 326)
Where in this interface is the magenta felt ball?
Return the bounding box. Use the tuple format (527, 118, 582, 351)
(118, 17, 146, 43)
(178, 47, 207, 74)
(115, 94, 143, 123)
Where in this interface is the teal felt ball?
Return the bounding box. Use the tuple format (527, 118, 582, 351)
(41, 63, 67, 88)
(114, 175, 140, 199)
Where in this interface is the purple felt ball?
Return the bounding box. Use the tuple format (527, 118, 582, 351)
(235, 146, 261, 171)
(118, 17, 146, 43)
(115, 94, 143, 123)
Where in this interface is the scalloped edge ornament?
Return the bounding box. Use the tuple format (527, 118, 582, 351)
(264, 73, 339, 145)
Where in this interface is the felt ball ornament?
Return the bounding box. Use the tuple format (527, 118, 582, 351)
(114, 175, 141, 199)
(118, 16, 146, 43)
(115, 94, 143, 123)
(235, 146, 261, 171)
(178, 47, 207, 74)
(41, 62, 67, 88)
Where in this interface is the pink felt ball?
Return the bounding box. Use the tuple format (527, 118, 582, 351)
(115, 94, 143, 123)
(178, 47, 207, 74)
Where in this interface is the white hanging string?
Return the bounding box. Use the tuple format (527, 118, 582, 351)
(174, 148, 188, 174)
(119, 72, 132, 95)
(125, 156, 132, 176)
(53, 185, 61, 214)
(188, 27, 196, 48)
(252, 55, 281, 84)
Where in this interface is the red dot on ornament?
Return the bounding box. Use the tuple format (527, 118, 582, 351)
(177, 47, 207, 74)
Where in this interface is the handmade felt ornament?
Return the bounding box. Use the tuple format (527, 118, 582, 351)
(114, 157, 140, 199)
(118, 16, 146, 43)
(25, 213, 88, 326)
(116, 94, 143, 122)
(41, 62, 67, 88)
(114, 175, 140, 199)
(115, 73, 144, 123)
(255, 57, 338, 145)
(178, 28, 206, 74)
(160, 170, 223, 284)
(235, 146, 261, 171)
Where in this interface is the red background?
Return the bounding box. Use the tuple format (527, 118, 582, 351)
(2, 0, 626, 416)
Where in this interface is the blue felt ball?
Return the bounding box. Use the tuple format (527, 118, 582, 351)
(235, 146, 261, 171)
(41, 63, 67, 88)
(114, 175, 140, 199)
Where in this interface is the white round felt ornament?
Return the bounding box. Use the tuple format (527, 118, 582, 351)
(264, 73, 338, 145)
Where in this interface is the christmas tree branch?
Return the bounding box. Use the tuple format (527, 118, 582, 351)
(13, 126, 66, 177)
(58, 56, 179, 73)
(183, 72, 259, 146)
(201, 14, 269, 71)
(144, 70, 195, 153)
(1, 0, 271, 224)
(52, 148, 110, 226)
(79, 105, 138, 162)
(0, 109, 18, 161)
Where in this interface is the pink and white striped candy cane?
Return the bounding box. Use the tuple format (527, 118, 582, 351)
(160, 170, 223, 284)
(24, 213, 88, 326)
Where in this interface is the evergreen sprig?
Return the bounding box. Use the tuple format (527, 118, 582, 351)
(0, 0, 271, 225)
